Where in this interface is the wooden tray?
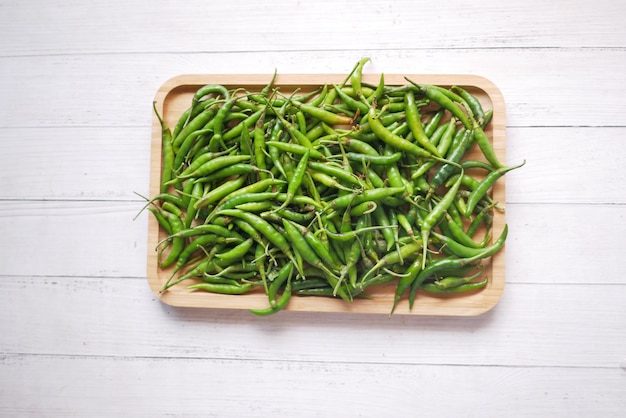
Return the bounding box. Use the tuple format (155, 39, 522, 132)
(147, 73, 507, 316)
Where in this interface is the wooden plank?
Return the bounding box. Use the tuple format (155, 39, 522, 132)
(1, 354, 624, 417)
(0, 127, 151, 201)
(1, 276, 625, 368)
(1, 49, 625, 128)
(0, 201, 148, 278)
(504, 203, 626, 284)
(1, 0, 625, 56)
(505, 127, 626, 204)
(1, 127, 624, 204)
(2, 201, 625, 284)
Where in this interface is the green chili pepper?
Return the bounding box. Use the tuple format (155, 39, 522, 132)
(274, 149, 310, 212)
(215, 238, 255, 262)
(368, 106, 434, 160)
(346, 151, 402, 166)
(217, 209, 302, 275)
(194, 176, 246, 210)
(188, 282, 254, 295)
(472, 124, 505, 170)
(350, 56, 371, 99)
(178, 145, 238, 178)
(153, 102, 174, 192)
(464, 160, 525, 217)
(333, 83, 369, 114)
(433, 265, 485, 289)
(409, 81, 474, 130)
(421, 276, 488, 295)
(420, 170, 464, 267)
(159, 211, 185, 269)
(172, 106, 217, 152)
(169, 155, 250, 184)
(292, 101, 354, 126)
(405, 91, 441, 156)
(250, 281, 292, 316)
(424, 108, 445, 137)
(266, 141, 325, 160)
(282, 218, 342, 285)
(451, 85, 485, 126)
(409, 224, 508, 308)
(361, 241, 422, 284)
(390, 254, 424, 315)
(429, 128, 472, 189)
(208, 95, 240, 152)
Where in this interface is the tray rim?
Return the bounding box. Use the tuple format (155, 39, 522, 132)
(147, 73, 507, 316)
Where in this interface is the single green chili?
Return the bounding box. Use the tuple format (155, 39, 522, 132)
(194, 176, 247, 210)
(153, 102, 174, 192)
(350, 56, 371, 99)
(424, 108, 445, 137)
(215, 237, 255, 262)
(188, 282, 254, 295)
(420, 170, 464, 267)
(291, 101, 354, 126)
(451, 85, 485, 126)
(169, 155, 251, 184)
(250, 281, 292, 316)
(208, 95, 240, 152)
(265, 141, 325, 160)
(390, 254, 424, 315)
(346, 151, 402, 166)
(274, 149, 310, 212)
(421, 276, 488, 295)
(405, 91, 441, 156)
(464, 160, 525, 216)
(472, 124, 505, 170)
(159, 210, 185, 269)
(432, 265, 485, 289)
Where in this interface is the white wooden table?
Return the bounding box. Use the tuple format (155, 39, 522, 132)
(1, 1, 625, 416)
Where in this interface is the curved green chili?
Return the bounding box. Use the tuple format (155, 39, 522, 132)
(464, 160, 525, 216)
(188, 282, 254, 295)
(421, 276, 488, 295)
(420, 170, 464, 267)
(405, 91, 441, 156)
(153, 101, 174, 192)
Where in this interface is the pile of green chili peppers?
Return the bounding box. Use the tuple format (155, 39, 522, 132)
(145, 58, 523, 316)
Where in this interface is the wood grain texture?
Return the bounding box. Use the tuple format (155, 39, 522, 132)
(1, 49, 625, 128)
(0, 201, 148, 278)
(1, 354, 624, 417)
(2, 0, 625, 415)
(0, 127, 152, 200)
(2, 276, 625, 369)
(2, 0, 625, 56)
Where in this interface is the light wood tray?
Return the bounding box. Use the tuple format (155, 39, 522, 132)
(147, 73, 507, 316)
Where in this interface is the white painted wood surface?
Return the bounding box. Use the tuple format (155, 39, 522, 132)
(1, 0, 625, 416)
